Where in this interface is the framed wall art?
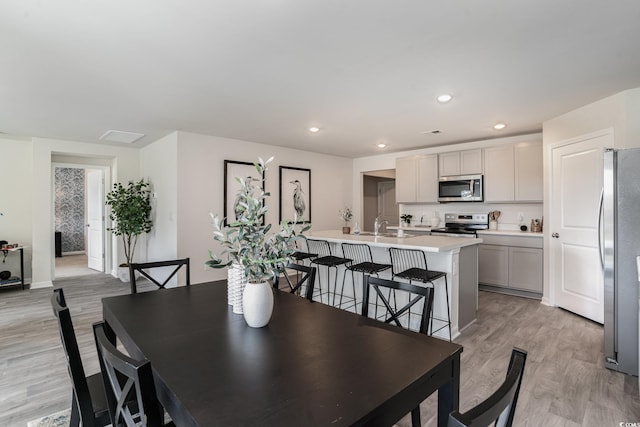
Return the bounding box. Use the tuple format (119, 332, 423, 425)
(279, 166, 311, 223)
(223, 160, 265, 226)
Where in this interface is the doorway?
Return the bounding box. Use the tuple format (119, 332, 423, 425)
(53, 163, 109, 278)
(362, 170, 397, 232)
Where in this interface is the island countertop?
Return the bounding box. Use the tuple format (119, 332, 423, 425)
(306, 230, 482, 253)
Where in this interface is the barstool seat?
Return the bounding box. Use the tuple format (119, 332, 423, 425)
(339, 243, 391, 311)
(389, 247, 451, 340)
(306, 239, 351, 305)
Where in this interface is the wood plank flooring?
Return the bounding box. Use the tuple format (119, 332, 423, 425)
(1, 273, 638, 426)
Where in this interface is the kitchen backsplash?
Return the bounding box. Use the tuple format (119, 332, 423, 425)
(398, 203, 543, 230)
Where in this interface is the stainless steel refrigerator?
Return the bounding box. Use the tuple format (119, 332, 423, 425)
(602, 148, 640, 376)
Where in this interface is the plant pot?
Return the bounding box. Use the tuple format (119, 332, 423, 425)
(342, 226, 351, 234)
(227, 263, 246, 314)
(117, 266, 130, 283)
(242, 281, 274, 328)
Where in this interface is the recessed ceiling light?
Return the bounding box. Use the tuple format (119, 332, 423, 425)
(377, 143, 387, 148)
(437, 94, 452, 103)
(309, 127, 320, 133)
(493, 123, 507, 130)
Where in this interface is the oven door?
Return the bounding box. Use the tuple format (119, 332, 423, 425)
(438, 175, 483, 202)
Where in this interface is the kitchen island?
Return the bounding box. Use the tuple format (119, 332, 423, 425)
(305, 230, 482, 340)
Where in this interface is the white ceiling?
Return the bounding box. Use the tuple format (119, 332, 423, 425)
(2, 1, 640, 158)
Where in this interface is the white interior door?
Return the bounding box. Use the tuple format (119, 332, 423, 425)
(550, 132, 609, 323)
(377, 181, 398, 225)
(86, 169, 104, 272)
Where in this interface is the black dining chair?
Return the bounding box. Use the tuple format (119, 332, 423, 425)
(448, 348, 528, 427)
(306, 239, 351, 306)
(51, 288, 111, 427)
(389, 247, 451, 340)
(93, 321, 175, 427)
(273, 263, 317, 301)
(339, 243, 391, 310)
(362, 276, 434, 427)
(129, 258, 190, 294)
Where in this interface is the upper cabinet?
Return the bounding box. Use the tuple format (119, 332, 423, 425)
(484, 141, 543, 202)
(438, 149, 483, 177)
(395, 155, 438, 203)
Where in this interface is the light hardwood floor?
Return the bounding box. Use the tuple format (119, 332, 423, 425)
(1, 274, 638, 426)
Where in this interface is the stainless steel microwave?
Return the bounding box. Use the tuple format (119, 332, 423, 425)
(438, 174, 483, 202)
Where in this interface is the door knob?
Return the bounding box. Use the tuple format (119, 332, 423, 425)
(552, 232, 559, 238)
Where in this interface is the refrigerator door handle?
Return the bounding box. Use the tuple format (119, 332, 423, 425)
(598, 188, 604, 270)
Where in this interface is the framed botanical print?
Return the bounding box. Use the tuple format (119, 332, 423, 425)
(279, 166, 311, 223)
(223, 160, 265, 226)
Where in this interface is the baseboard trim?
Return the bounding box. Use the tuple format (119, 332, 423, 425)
(30, 281, 53, 289)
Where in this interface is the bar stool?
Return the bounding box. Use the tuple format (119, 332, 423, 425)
(306, 239, 351, 305)
(339, 243, 391, 311)
(291, 237, 317, 265)
(388, 247, 451, 340)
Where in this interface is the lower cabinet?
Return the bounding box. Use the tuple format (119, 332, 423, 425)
(478, 234, 543, 298)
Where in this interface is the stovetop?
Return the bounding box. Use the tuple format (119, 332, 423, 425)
(430, 213, 489, 235)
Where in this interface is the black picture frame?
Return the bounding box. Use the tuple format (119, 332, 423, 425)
(223, 160, 265, 226)
(279, 166, 311, 223)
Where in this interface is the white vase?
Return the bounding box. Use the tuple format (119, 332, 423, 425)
(227, 263, 246, 314)
(242, 281, 274, 328)
(118, 266, 130, 283)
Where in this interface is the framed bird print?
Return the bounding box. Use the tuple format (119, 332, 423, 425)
(279, 166, 311, 224)
(223, 160, 265, 226)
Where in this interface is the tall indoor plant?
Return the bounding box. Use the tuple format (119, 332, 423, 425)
(105, 179, 153, 282)
(207, 157, 309, 327)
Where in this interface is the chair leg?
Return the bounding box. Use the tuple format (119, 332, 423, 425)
(338, 267, 348, 308)
(411, 406, 421, 427)
(443, 276, 451, 341)
(69, 392, 80, 427)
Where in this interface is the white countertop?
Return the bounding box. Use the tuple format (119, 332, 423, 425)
(307, 230, 482, 253)
(476, 230, 543, 238)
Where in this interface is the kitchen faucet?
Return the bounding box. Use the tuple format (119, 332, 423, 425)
(374, 216, 388, 236)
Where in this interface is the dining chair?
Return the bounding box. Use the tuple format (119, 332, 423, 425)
(448, 348, 528, 427)
(129, 258, 190, 294)
(306, 239, 351, 306)
(93, 321, 175, 427)
(51, 288, 111, 427)
(361, 276, 434, 427)
(338, 243, 391, 310)
(274, 263, 317, 301)
(389, 247, 451, 340)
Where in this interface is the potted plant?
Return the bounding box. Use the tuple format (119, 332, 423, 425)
(207, 157, 309, 327)
(400, 214, 413, 226)
(338, 206, 353, 234)
(105, 179, 153, 282)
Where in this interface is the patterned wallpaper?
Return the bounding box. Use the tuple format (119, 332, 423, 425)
(54, 168, 85, 252)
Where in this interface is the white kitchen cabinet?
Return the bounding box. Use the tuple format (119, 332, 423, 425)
(508, 247, 543, 292)
(484, 141, 542, 202)
(395, 155, 438, 203)
(478, 233, 543, 297)
(483, 144, 515, 202)
(438, 149, 482, 177)
(515, 141, 543, 201)
(478, 244, 509, 285)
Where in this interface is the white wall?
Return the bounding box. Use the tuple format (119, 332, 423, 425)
(141, 133, 178, 263)
(0, 137, 34, 283)
(175, 131, 353, 284)
(31, 137, 139, 287)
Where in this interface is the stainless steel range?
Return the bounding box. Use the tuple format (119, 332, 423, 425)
(430, 213, 489, 238)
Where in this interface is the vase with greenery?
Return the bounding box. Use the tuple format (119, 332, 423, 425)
(338, 206, 353, 234)
(206, 157, 309, 327)
(105, 179, 153, 282)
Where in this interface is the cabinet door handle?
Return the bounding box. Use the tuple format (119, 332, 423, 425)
(552, 232, 559, 238)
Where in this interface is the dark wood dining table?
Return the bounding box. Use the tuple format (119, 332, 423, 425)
(102, 281, 463, 426)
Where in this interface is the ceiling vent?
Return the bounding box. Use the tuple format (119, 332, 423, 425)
(99, 130, 145, 144)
